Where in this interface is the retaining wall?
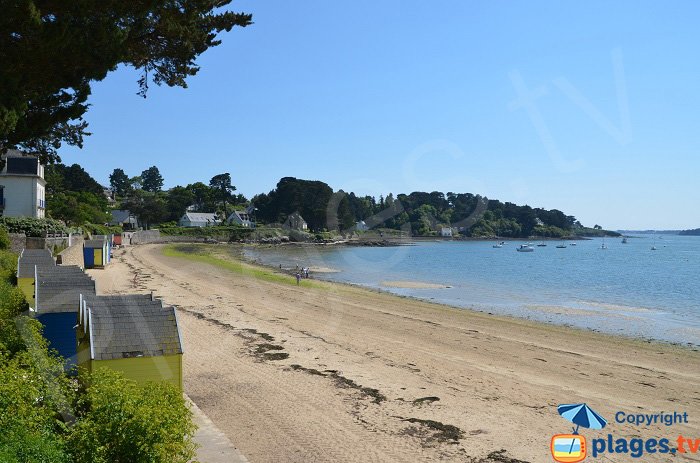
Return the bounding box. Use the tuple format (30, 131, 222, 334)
(56, 235, 85, 268)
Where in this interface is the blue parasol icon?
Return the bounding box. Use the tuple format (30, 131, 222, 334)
(558, 403, 607, 454)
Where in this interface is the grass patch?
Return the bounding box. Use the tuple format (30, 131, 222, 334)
(402, 418, 464, 442)
(163, 244, 323, 288)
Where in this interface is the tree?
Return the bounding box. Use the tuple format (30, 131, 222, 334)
(209, 173, 235, 216)
(165, 186, 195, 222)
(47, 191, 110, 226)
(185, 182, 216, 212)
(124, 190, 167, 229)
(0, 2, 252, 166)
(109, 168, 131, 197)
(141, 166, 164, 193)
(45, 163, 104, 196)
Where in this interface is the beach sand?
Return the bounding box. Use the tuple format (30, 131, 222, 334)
(90, 244, 700, 462)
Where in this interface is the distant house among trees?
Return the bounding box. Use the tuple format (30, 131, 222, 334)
(0, 150, 46, 218)
(110, 210, 138, 230)
(440, 227, 453, 237)
(227, 210, 255, 228)
(283, 211, 308, 231)
(355, 220, 369, 232)
(178, 212, 219, 227)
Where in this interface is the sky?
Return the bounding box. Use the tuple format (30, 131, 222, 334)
(59, 0, 700, 230)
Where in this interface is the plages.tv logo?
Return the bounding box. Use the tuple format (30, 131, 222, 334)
(551, 403, 607, 462)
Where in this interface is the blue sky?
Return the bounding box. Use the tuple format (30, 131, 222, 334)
(59, 0, 700, 229)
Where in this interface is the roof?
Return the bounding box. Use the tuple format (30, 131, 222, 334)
(84, 239, 107, 248)
(228, 210, 252, 222)
(82, 295, 183, 361)
(181, 212, 218, 223)
(36, 267, 96, 313)
(17, 249, 55, 277)
(110, 210, 137, 225)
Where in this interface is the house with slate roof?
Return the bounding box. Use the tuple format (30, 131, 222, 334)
(77, 294, 184, 390)
(34, 265, 96, 371)
(178, 212, 219, 227)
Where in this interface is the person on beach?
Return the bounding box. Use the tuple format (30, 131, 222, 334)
(304, 267, 309, 278)
(296, 272, 301, 285)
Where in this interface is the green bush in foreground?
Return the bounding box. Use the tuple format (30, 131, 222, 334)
(69, 369, 198, 463)
(0, 251, 198, 463)
(0, 226, 10, 250)
(0, 217, 71, 237)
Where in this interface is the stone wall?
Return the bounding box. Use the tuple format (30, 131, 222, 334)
(130, 230, 161, 244)
(56, 235, 85, 268)
(8, 233, 26, 254)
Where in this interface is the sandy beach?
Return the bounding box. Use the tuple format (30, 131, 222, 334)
(89, 244, 700, 462)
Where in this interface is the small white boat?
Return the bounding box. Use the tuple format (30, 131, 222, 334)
(601, 243, 607, 249)
(570, 242, 577, 246)
(651, 246, 657, 250)
(492, 243, 503, 248)
(517, 244, 534, 252)
(556, 241, 567, 248)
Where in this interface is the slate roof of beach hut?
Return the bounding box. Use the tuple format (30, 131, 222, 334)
(17, 249, 55, 277)
(35, 266, 96, 313)
(84, 239, 106, 248)
(81, 295, 183, 361)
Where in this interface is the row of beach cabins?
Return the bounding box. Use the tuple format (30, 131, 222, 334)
(16, 242, 184, 391)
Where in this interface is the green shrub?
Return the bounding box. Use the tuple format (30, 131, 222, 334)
(0, 226, 10, 250)
(0, 217, 70, 237)
(82, 223, 122, 237)
(69, 369, 197, 463)
(0, 354, 71, 463)
(0, 250, 17, 283)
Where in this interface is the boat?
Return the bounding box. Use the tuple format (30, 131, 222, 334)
(556, 240, 567, 248)
(570, 242, 577, 246)
(517, 243, 534, 252)
(601, 236, 607, 249)
(622, 237, 628, 244)
(492, 243, 503, 248)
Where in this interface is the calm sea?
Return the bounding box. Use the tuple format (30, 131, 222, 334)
(242, 235, 700, 346)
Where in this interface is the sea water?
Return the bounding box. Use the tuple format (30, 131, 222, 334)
(242, 235, 700, 346)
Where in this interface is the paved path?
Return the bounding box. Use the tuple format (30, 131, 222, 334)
(188, 396, 249, 463)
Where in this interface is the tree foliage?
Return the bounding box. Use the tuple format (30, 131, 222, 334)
(109, 168, 131, 197)
(141, 166, 164, 193)
(0, 1, 252, 163)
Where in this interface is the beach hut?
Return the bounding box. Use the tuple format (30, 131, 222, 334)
(83, 236, 111, 269)
(16, 248, 55, 303)
(77, 295, 184, 391)
(35, 266, 96, 371)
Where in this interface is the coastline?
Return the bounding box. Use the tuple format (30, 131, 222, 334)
(90, 244, 700, 462)
(236, 243, 699, 349)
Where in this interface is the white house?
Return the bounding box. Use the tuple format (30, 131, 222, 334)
(355, 220, 369, 232)
(227, 210, 255, 228)
(178, 212, 219, 227)
(440, 227, 453, 237)
(0, 150, 46, 218)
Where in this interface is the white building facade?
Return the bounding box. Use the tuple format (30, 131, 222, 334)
(0, 150, 46, 218)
